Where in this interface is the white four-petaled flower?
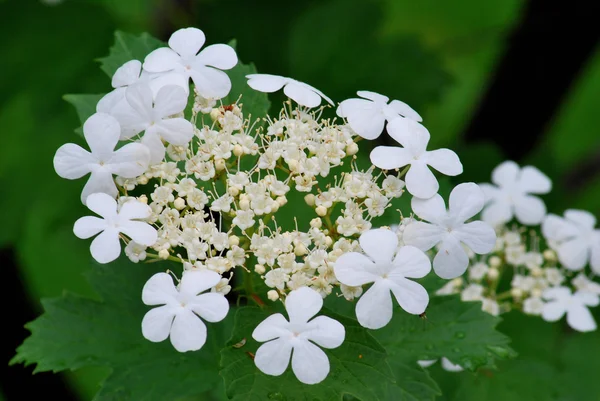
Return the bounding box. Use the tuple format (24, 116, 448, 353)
(403, 183, 496, 279)
(142, 269, 229, 352)
(53, 113, 150, 203)
(74, 192, 157, 263)
(337, 91, 422, 140)
(246, 74, 333, 108)
(370, 118, 462, 199)
(252, 287, 345, 384)
(334, 228, 431, 329)
(542, 286, 599, 332)
(542, 209, 600, 273)
(143, 27, 237, 99)
(480, 161, 552, 226)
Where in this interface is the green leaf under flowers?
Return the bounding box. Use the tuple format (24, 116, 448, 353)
(64, 93, 105, 134)
(98, 31, 163, 77)
(12, 258, 230, 401)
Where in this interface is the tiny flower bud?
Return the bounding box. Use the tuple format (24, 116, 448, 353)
(531, 288, 543, 298)
(271, 202, 280, 213)
(210, 108, 221, 121)
(255, 264, 266, 274)
(173, 197, 186, 210)
(345, 142, 359, 156)
(451, 277, 464, 287)
(487, 267, 499, 280)
(310, 218, 322, 228)
(316, 206, 327, 217)
(543, 249, 556, 262)
(138, 195, 148, 204)
(267, 290, 279, 301)
(239, 198, 250, 210)
(511, 288, 523, 299)
(489, 256, 502, 268)
(325, 236, 333, 247)
(229, 235, 240, 247)
(295, 243, 308, 256)
(215, 158, 226, 171)
(233, 144, 244, 157)
(228, 187, 240, 196)
(531, 266, 543, 277)
(276, 196, 287, 206)
(304, 194, 316, 206)
(137, 175, 149, 185)
(158, 249, 170, 260)
(288, 160, 299, 172)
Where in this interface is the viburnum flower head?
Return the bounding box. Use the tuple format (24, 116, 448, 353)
(542, 286, 599, 332)
(246, 74, 333, 108)
(337, 91, 422, 140)
(143, 27, 238, 99)
(142, 270, 229, 352)
(480, 161, 552, 226)
(370, 118, 462, 199)
(74, 193, 157, 263)
(403, 183, 496, 279)
(542, 209, 600, 272)
(111, 83, 194, 164)
(334, 228, 431, 329)
(252, 287, 345, 384)
(53, 113, 150, 203)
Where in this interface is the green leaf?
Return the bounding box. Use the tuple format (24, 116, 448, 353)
(64, 94, 105, 133)
(12, 258, 228, 401)
(98, 31, 163, 77)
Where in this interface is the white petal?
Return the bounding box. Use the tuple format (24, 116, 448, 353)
(402, 221, 445, 251)
(141, 304, 175, 342)
(190, 66, 232, 99)
(405, 161, 439, 199)
(519, 166, 551, 194)
(291, 340, 330, 385)
(557, 238, 589, 271)
(73, 216, 107, 239)
(355, 281, 393, 329)
(567, 305, 597, 332)
(542, 214, 578, 242)
(389, 277, 429, 315)
(84, 192, 117, 218)
(337, 99, 385, 140)
(333, 252, 378, 286)
(573, 291, 600, 307)
(190, 293, 229, 322)
(96, 88, 125, 113)
(155, 118, 194, 145)
(565, 209, 597, 229)
(124, 83, 154, 120)
(304, 316, 345, 349)
(119, 200, 151, 220)
(246, 74, 288, 92)
(142, 272, 179, 305)
(168, 27, 206, 57)
(357, 90, 389, 103)
(286, 287, 322, 324)
(81, 174, 118, 206)
(119, 221, 157, 246)
(53, 144, 94, 179)
(143, 47, 182, 73)
(254, 338, 293, 377)
(454, 221, 496, 254)
(391, 246, 431, 279)
(591, 240, 600, 274)
(513, 194, 547, 225)
(417, 359, 437, 368)
(83, 113, 121, 160)
(148, 71, 189, 96)
(154, 85, 188, 117)
(479, 183, 501, 202)
(252, 313, 290, 342)
(369, 146, 413, 170)
(423, 149, 462, 177)
(89, 228, 121, 264)
(112, 60, 142, 87)
(449, 182, 485, 223)
(359, 228, 398, 264)
(196, 43, 237, 70)
(441, 358, 464, 372)
(283, 81, 321, 108)
(492, 161, 520, 187)
(141, 130, 166, 165)
(541, 301, 567, 322)
(180, 269, 221, 296)
(542, 286, 571, 302)
(107, 143, 150, 177)
(170, 309, 207, 352)
(388, 99, 422, 121)
(482, 200, 513, 227)
(386, 118, 429, 156)
(432, 235, 469, 279)
(411, 193, 447, 223)
(304, 82, 334, 106)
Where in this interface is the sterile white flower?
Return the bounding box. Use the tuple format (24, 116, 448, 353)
(143, 27, 238, 99)
(246, 74, 333, 108)
(74, 193, 157, 263)
(370, 118, 462, 199)
(252, 286, 345, 384)
(334, 228, 431, 329)
(141, 269, 229, 352)
(54, 113, 150, 203)
(542, 286, 599, 332)
(480, 161, 552, 226)
(337, 91, 422, 140)
(403, 183, 496, 279)
(542, 209, 600, 273)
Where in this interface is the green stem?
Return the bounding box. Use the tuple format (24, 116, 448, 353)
(145, 252, 182, 264)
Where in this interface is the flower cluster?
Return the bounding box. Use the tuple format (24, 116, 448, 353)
(436, 161, 600, 332)
(54, 27, 497, 384)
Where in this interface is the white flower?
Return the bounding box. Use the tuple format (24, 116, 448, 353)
(370, 118, 462, 199)
(111, 83, 194, 164)
(53, 113, 150, 203)
(74, 193, 157, 263)
(418, 358, 463, 372)
(252, 287, 345, 384)
(337, 91, 421, 140)
(246, 74, 333, 108)
(141, 270, 229, 352)
(542, 209, 600, 272)
(403, 183, 496, 279)
(143, 27, 238, 99)
(542, 286, 599, 332)
(334, 228, 431, 329)
(480, 161, 551, 226)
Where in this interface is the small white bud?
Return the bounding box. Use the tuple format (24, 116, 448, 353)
(137, 175, 149, 185)
(210, 108, 221, 121)
(489, 256, 502, 268)
(316, 206, 327, 217)
(158, 249, 170, 260)
(138, 195, 148, 204)
(276, 196, 287, 206)
(325, 236, 333, 247)
(233, 144, 244, 157)
(228, 187, 240, 196)
(229, 235, 240, 247)
(531, 266, 543, 277)
(511, 288, 523, 299)
(310, 218, 322, 228)
(531, 288, 543, 298)
(267, 290, 279, 301)
(215, 158, 226, 171)
(295, 243, 308, 256)
(304, 194, 316, 206)
(451, 277, 464, 287)
(271, 202, 280, 213)
(239, 198, 250, 210)
(543, 249, 556, 262)
(287, 160, 299, 172)
(173, 197, 186, 210)
(487, 267, 499, 280)
(254, 264, 266, 274)
(345, 142, 359, 156)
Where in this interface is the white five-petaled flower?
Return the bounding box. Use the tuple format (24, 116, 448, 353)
(53, 113, 150, 203)
(246, 74, 334, 108)
(142, 270, 229, 352)
(542, 209, 600, 273)
(252, 287, 345, 384)
(143, 27, 238, 99)
(542, 286, 599, 332)
(74, 192, 157, 263)
(336, 91, 422, 140)
(479, 161, 552, 226)
(418, 358, 464, 372)
(334, 228, 431, 329)
(111, 83, 194, 164)
(370, 118, 462, 199)
(403, 183, 496, 279)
